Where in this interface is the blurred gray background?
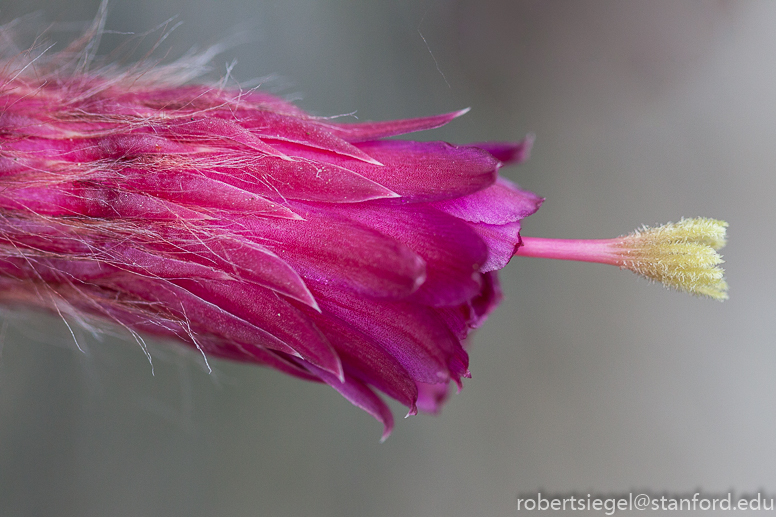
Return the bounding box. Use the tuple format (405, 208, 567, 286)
(0, 1, 773, 516)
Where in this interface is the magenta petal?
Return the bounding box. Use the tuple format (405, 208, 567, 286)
(228, 210, 427, 300)
(174, 279, 342, 378)
(437, 272, 504, 340)
(470, 221, 523, 273)
(102, 275, 306, 358)
(310, 313, 419, 412)
(236, 111, 383, 165)
(312, 283, 468, 384)
(0, 186, 209, 221)
(121, 169, 302, 218)
(323, 109, 470, 142)
(0, 255, 115, 283)
(468, 136, 534, 166)
(200, 156, 399, 203)
(74, 293, 326, 382)
(267, 140, 500, 202)
(304, 364, 394, 441)
(352, 141, 500, 202)
(469, 271, 504, 328)
(65, 285, 329, 384)
(108, 246, 234, 282)
(148, 232, 319, 310)
(105, 274, 342, 378)
(433, 177, 544, 225)
(330, 204, 488, 306)
(2, 133, 191, 162)
(94, 193, 210, 221)
(415, 382, 451, 414)
(0, 217, 95, 255)
(211, 340, 323, 383)
(92, 133, 191, 159)
(160, 117, 291, 160)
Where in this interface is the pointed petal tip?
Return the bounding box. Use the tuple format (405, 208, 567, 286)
(325, 108, 471, 142)
(339, 142, 385, 166)
(286, 283, 321, 312)
(453, 378, 464, 393)
(363, 155, 384, 166)
(315, 346, 344, 382)
(334, 361, 346, 384)
(379, 424, 393, 443)
(382, 188, 402, 199)
(307, 296, 322, 313)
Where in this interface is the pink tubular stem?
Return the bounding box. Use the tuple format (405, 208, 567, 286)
(514, 236, 623, 266)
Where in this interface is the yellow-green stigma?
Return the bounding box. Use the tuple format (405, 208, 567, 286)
(615, 218, 728, 300)
(514, 217, 729, 300)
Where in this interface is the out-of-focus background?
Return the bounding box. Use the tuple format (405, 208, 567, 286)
(1, 1, 773, 516)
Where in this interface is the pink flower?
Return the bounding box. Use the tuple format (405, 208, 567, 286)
(0, 38, 542, 438)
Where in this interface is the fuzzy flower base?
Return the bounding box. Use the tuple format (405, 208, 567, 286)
(0, 28, 543, 438)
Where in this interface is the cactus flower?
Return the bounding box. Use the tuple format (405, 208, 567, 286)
(0, 16, 727, 438)
(0, 23, 546, 439)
